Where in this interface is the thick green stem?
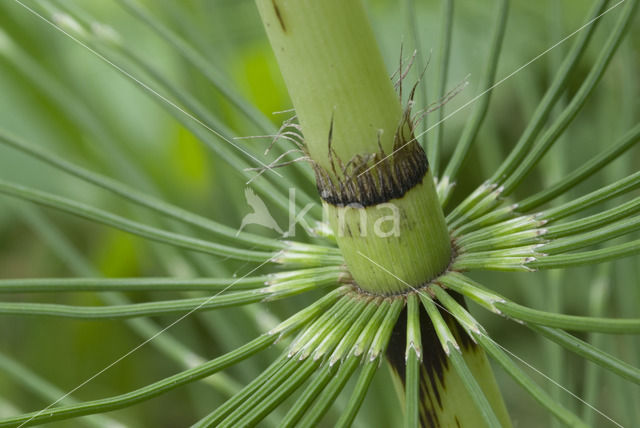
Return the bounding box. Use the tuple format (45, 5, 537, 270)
(256, 0, 401, 167)
(257, 0, 451, 294)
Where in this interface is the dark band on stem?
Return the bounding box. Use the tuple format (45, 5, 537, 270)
(314, 140, 429, 207)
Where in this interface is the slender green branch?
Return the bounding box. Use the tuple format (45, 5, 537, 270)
(456, 169, 640, 240)
(430, 0, 454, 177)
(113, 0, 276, 135)
(448, 184, 507, 231)
(447, 0, 619, 224)
(0, 272, 339, 320)
(37, 3, 304, 216)
(403, 343, 421, 427)
(420, 292, 462, 354)
(518, 123, 640, 212)
(349, 299, 391, 360)
(0, 290, 342, 427)
(448, 350, 503, 428)
(335, 361, 378, 428)
(368, 299, 405, 362)
(330, 297, 384, 365)
(454, 213, 542, 246)
(0, 277, 271, 294)
(422, 291, 509, 427)
(0, 352, 124, 428)
(545, 196, 640, 239)
(0, 266, 342, 293)
(456, 176, 640, 254)
(405, 0, 429, 152)
(222, 296, 371, 426)
(280, 364, 337, 427)
(540, 215, 640, 254)
(489, 0, 610, 184)
(437, 272, 505, 315)
(429, 284, 587, 426)
(297, 357, 360, 427)
(529, 239, 640, 269)
(460, 210, 640, 255)
(530, 325, 640, 384)
(457, 229, 543, 253)
(219, 358, 318, 427)
(0, 179, 343, 265)
(0, 179, 270, 261)
(404, 294, 421, 428)
(0, 335, 274, 428)
(14, 203, 241, 396)
(437, 273, 640, 334)
(500, 0, 639, 196)
(541, 171, 640, 222)
(287, 296, 354, 358)
(439, 0, 508, 205)
(447, 183, 499, 228)
(496, 300, 640, 334)
(192, 355, 289, 427)
(0, 130, 325, 251)
(280, 296, 383, 427)
(452, 253, 537, 272)
(475, 333, 588, 428)
(451, 205, 517, 237)
(311, 297, 369, 361)
(236, 358, 319, 427)
(424, 277, 587, 426)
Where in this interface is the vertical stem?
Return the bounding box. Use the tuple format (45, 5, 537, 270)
(405, 0, 429, 152)
(256, 0, 403, 168)
(257, 0, 451, 294)
(439, 0, 508, 206)
(431, 0, 454, 178)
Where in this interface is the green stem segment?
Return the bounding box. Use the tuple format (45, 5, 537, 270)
(257, 0, 451, 294)
(256, 0, 401, 167)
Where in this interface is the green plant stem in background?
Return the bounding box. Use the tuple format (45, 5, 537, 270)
(430, 0, 454, 178)
(114, 0, 276, 135)
(439, 0, 508, 205)
(0, 352, 122, 428)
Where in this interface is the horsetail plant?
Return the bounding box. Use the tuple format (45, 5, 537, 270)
(0, 0, 639, 427)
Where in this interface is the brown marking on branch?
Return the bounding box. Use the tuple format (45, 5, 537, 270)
(272, 0, 286, 32)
